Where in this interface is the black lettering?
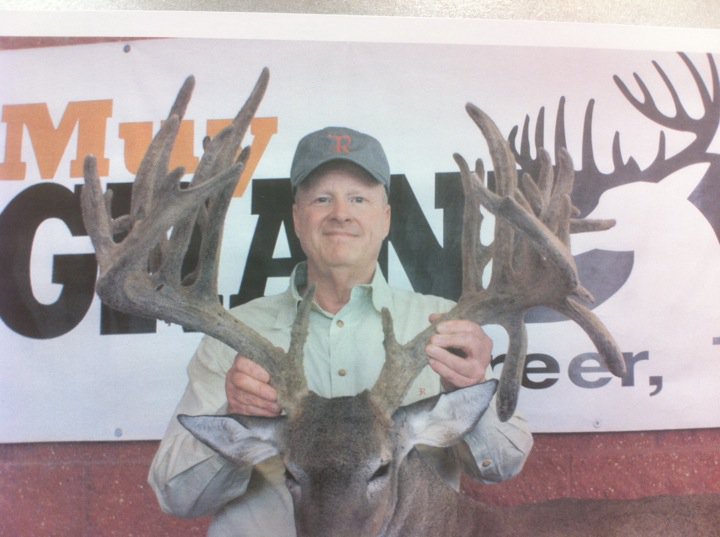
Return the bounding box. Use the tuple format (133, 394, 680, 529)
(230, 173, 464, 307)
(620, 351, 649, 387)
(491, 353, 560, 389)
(649, 375, 663, 396)
(0, 183, 95, 339)
(230, 179, 303, 307)
(522, 353, 560, 389)
(490, 354, 505, 373)
(386, 173, 462, 300)
(569, 352, 613, 389)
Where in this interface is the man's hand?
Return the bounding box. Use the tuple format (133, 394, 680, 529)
(425, 314, 493, 390)
(225, 355, 281, 416)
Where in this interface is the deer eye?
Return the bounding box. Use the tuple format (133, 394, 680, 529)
(284, 467, 300, 486)
(369, 462, 390, 482)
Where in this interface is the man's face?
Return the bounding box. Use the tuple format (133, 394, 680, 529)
(292, 163, 391, 279)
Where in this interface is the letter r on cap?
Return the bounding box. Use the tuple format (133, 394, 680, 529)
(329, 134, 352, 153)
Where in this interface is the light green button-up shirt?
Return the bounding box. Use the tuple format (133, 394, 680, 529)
(149, 263, 533, 537)
(286, 263, 445, 402)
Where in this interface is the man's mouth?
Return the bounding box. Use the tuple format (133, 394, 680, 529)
(324, 229, 357, 238)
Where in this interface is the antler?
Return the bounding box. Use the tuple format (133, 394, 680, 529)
(510, 53, 719, 219)
(81, 69, 310, 415)
(614, 53, 719, 147)
(372, 103, 626, 421)
(82, 69, 625, 423)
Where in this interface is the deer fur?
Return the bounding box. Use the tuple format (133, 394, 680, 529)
(180, 380, 720, 537)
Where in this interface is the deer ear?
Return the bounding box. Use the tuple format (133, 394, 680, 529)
(394, 380, 498, 449)
(178, 414, 286, 467)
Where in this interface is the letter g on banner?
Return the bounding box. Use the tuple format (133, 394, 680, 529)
(0, 183, 96, 339)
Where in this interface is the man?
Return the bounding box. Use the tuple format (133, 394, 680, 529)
(149, 126, 533, 536)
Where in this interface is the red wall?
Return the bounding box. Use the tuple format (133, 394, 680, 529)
(1, 442, 210, 536)
(3, 429, 719, 536)
(466, 428, 720, 505)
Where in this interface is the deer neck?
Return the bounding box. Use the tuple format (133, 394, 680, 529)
(384, 449, 504, 537)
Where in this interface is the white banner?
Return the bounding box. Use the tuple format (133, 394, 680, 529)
(1, 13, 719, 440)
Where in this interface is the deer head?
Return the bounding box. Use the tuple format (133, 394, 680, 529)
(81, 69, 625, 536)
(509, 53, 719, 230)
(179, 380, 498, 536)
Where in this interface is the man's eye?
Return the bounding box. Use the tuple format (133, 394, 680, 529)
(351, 197, 365, 203)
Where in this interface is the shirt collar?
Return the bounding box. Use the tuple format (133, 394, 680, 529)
(367, 264, 393, 312)
(275, 262, 393, 328)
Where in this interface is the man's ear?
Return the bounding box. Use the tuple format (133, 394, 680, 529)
(178, 414, 287, 467)
(393, 380, 498, 450)
(291, 201, 300, 232)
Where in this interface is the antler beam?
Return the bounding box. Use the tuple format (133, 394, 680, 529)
(82, 70, 625, 424)
(81, 69, 310, 415)
(373, 103, 626, 420)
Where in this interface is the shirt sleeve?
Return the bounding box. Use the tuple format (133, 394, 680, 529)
(399, 291, 534, 484)
(456, 396, 534, 483)
(147, 335, 253, 517)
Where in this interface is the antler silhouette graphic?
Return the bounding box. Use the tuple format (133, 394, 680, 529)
(510, 53, 719, 238)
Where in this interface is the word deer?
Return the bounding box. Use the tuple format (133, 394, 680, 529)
(81, 69, 720, 536)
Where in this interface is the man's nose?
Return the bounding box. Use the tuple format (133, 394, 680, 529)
(329, 198, 351, 220)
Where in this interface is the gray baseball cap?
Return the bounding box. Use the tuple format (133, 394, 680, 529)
(290, 126, 390, 190)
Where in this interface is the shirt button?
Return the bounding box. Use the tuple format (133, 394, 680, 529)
(336, 320, 345, 328)
(337, 369, 348, 377)
(481, 459, 493, 468)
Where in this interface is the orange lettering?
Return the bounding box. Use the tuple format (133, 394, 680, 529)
(119, 120, 199, 176)
(206, 117, 278, 197)
(118, 121, 152, 175)
(0, 100, 112, 180)
(236, 117, 278, 197)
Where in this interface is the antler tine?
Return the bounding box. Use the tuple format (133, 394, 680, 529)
(130, 76, 196, 225)
(194, 68, 270, 185)
(369, 309, 408, 412)
(82, 69, 309, 415)
(163, 69, 269, 294)
(455, 153, 490, 296)
(82, 156, 115, 266)
(495, 317, 528, 419)
(558, 298, 626, 377)
(281, 286, 314, 410)
(614, 53, 719, 141)
(467, 104, 517, 197)
(465, 104, 521, 293)
(371, 103, 625, 420)
(460, 108, 625, 419)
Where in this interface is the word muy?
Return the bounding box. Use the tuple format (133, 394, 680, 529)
(0, 99, 277, 197)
